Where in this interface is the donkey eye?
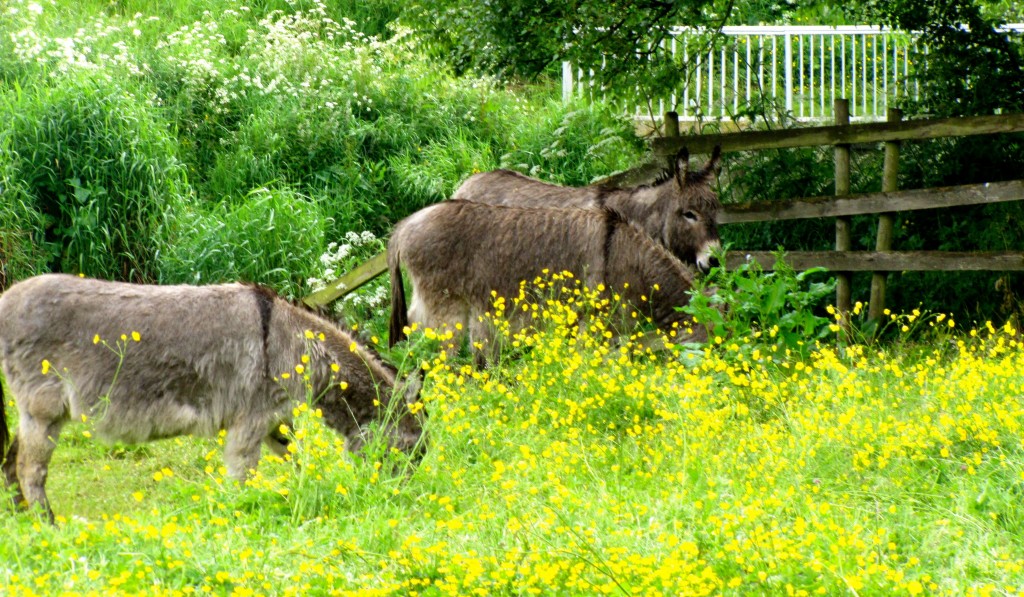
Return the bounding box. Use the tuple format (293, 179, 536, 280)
(682, 210, 699, 222)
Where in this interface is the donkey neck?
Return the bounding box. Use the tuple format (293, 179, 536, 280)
(281, 303, 397, 395)
(599, 185, 667, 240)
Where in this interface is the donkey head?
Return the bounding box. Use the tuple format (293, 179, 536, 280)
(344, 369, 426, 459)
(659, 145, 722, 273)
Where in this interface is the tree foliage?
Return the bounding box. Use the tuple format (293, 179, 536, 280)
(405, 0, 734, 111)
(854, 0, 1024, 116)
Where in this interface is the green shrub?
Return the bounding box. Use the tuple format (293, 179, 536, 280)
(682, 250, 837, 359)
(2, 73, 187, 281)
(150, 1, 644, 241)
(158, 186, 329, 299)
(500, 100, 647, 185)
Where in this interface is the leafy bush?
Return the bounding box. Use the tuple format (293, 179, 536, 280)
(1, 73, 187, 281)
(499, 101, 647, 185)
(146, 1, 642, 240)
(682, 251, 837, 359)
(158, 187, 328, 299)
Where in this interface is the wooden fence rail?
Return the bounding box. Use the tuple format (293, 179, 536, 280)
(303, 252, 387, 309)
(304, 105, 1024, 318)
(651, 112, 1024, 156)
(730, 251, 1024, 272)
(719, 180, 1024, 224)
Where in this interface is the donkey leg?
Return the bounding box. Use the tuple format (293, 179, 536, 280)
(16, 414, 66, 523)
(438, 306, 472, 361)
(411, 296, 470, 359)
(262, 426, 291, 459)
(224, 420, 266, 482)
(2, 435, 25, 508)
(469, 316, 498, 369)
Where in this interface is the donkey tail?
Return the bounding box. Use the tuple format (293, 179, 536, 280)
(388, 248, 410, 348)
(0, 378, 8, 458)
(0, 285, 10, 458)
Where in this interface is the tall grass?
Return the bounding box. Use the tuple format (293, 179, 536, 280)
(158, 187, 329, 299)
(0, 143, 52, 288)
(1, 72, 187, 281)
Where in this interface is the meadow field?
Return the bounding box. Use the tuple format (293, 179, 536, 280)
(2, 285, 1024, 596)
(3, 0, 1024, 594)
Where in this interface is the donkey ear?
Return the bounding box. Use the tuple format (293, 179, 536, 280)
(704, 145, 722, 176)
(674, 146, 690, 188)
(692, 145, 722, 183)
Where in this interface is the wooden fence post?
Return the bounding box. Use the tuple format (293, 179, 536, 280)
(664, 110, 680, 138)
(834, 99, 852, 326)
(869, 108, 902, 323)
(665, 111, 681, 173)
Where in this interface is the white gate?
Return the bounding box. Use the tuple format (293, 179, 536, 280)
(563, 24, 1024, 122)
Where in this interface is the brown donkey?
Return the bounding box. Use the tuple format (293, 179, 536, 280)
(452, 146, 722, 272)
(388, 201, 707, 362)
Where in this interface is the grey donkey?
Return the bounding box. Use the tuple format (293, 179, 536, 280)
(0, 274, 425, 521)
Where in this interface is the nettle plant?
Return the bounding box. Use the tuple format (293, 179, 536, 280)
(682, 249, 837, 359)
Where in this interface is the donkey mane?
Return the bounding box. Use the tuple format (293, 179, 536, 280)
(240, 282, 399, 381)
(444, 199, 629, 232)
(644, 168, 676, 188)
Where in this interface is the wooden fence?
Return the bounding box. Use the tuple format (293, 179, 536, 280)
(304, 102, 1024, 322)
(653, 102, 1024, 320)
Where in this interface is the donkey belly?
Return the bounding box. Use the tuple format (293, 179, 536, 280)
(82, 365, 252, 444)
(407, 279, 470, 334)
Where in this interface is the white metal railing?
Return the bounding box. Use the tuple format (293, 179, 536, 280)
(563, 24, 1024, 121)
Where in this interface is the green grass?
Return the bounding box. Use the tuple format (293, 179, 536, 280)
(156, 186, 330, 298)
(2, 295, 1023, 595)
(1, 71, 187, 281)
